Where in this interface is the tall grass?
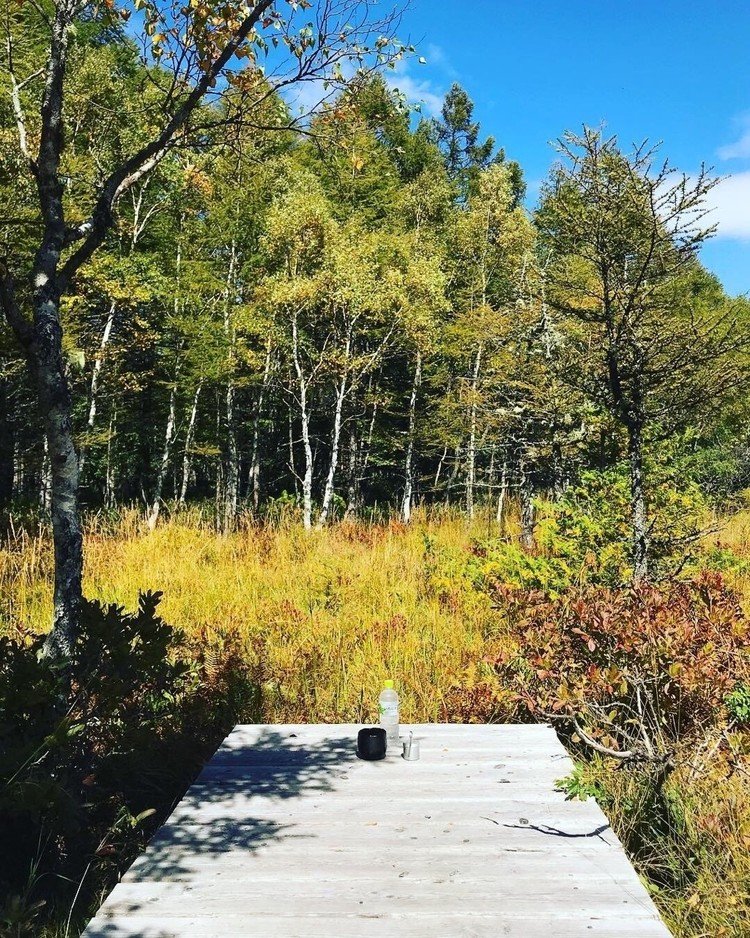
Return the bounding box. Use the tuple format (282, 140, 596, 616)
(0, 507, 506, 723)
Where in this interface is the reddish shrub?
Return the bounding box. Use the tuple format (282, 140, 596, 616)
(491, 572, 750, 761)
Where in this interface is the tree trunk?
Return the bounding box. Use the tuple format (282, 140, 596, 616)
(178, 380, 202, 506)
(249, 337, 272, 511)
(147, 379, 177, 530)
(466, 344, 483, 518)
(79, 299, 116, 479)
(318, 331, 351, 528)
(40, 435, 52, 512)
(36, 293, 83, 659)
(628, 420, 649, 584)
(287, 401, 299, 498)
(434, 444, 447, 492)
(300, 402, 313, 531)
(317, 376, 345, 527)
(446, 444, 462, 506)
(519, 458, 535, 549)
(291, 313, 313, 530)
(104, 408, 116, 509)
(551, 432, 564, 499)
(361, 397, 377, 479)
(224, 378, 238, 530)
(223, 241, 238, 532)
(0, 379, 14, 508)
(496, 459, 508, 526)
(402, 349, 422, 524)
(344, 429, 359, 520)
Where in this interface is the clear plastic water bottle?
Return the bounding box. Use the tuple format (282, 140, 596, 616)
(378, 679, 399, 746)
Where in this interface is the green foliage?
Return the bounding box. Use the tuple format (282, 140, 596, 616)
(555, 763, 606, 802)
(726, 683, 750, 725)
(469, 537, 575, 597)
(545, 465, 709, 582)
(0, 593, 257, 935)
(467, 465, 709, 597)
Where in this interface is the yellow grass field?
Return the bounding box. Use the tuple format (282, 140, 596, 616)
(0, 509, 507, 724)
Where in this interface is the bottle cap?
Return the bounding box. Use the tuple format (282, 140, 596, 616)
(383, 679, 394, 689)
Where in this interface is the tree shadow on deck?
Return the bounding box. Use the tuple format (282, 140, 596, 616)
(97, 729, 357, 892)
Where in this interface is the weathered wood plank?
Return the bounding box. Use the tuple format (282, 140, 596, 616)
(83, 912, 670, 938)
(83, 724, 672, 937)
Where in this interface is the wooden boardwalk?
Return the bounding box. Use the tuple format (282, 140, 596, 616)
(83, 724, 671, 937)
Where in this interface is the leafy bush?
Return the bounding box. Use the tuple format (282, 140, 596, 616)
(471, 466, 710, 595)
(490, 573, 750, 765)
(726, 683, 750, 725)
(468, 536, 576, 598)
(0, 594, 257, 935)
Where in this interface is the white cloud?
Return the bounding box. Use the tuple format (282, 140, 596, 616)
(718, 131, 750, 160)
(385, 70, 445, 118)
(382, 49, 449, 119)
(705, 171, 750, 240)
(718, 114, 750, 160)
(425, 44, 458, 80)
(284, 77, 336, 117)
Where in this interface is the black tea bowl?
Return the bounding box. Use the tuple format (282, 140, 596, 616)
(357, 726, 387, 760)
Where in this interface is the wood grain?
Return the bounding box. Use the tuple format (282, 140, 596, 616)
(82, 724, 672, 937)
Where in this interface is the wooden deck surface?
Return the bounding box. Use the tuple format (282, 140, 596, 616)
(82, 723, 672, 937)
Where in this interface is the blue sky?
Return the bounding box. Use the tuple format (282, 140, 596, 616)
(388, 0, 750, 296)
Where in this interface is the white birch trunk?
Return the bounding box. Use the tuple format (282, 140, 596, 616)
(317, 330, 351, 528)
(178, 380, 203, 506)
(147, 381, 177, 530)
(496, 459, 508, 526)
(223, 241, 239, 531)
(104, 408, 116, 509)
(79, 299, 116, 478)
(434, 444, 448, 491)
(249, 337, 272, 511)
(291, 311, 313, 530)
(287, 401, 299, 498)
(344, 429, 359, 520)
(466, 343, 483, 519)
(401, 348, 422, 523)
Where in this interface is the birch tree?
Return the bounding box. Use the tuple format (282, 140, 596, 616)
(446, 162, 534, 517)
(0, 0, 408, 656)
(260, 164, 333, 528)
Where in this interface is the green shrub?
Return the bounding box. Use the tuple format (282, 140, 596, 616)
(471, 465, 710, 595)
(0, 594, 257, 936)
(726, 683, 750, 725)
